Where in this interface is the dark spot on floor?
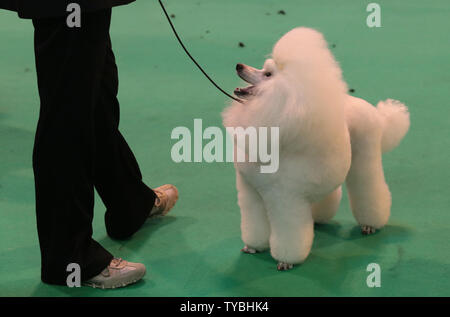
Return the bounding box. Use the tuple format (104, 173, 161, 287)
(349, 88, 355, 93)
(389, 245, 405, 271)
(24, 68, 30, 72)
(331, 44, 336, 48)
(206, 30, 210, 34)
(265, 12, 271, 16)
(238, 42, 245, 48)
(278, 10, 286, 15)
(170, 14, 176, 19)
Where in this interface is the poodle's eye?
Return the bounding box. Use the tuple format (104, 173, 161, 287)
(264, 72, 272, 77)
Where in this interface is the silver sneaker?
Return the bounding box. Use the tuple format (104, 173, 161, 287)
(83, 258, 146, 289)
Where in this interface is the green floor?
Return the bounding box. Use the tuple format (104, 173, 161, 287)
(1, 0, 449, 297)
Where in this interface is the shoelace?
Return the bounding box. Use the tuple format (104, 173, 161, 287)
(110, 258, 123, 267)
(100, 258, 123, 277)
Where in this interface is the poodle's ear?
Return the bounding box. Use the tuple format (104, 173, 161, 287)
(252, 76, 300, 111)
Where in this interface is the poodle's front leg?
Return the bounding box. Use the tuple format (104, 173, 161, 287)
(263, 193, 314, 270)
(236, 171, 270, 252)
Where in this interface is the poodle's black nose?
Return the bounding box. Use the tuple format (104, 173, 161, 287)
(236, 63, 244, 71)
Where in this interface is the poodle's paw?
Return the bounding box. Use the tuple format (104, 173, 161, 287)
(277, 262, 294, 271)
(361, 225, 376, 235)
(241, 245, 258, 254)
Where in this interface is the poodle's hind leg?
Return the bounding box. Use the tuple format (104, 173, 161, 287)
(312, 186, 342, 224)
(263, 192, 314, 270)
(346, 138, 391, 235)
(236, 171, 270, 253)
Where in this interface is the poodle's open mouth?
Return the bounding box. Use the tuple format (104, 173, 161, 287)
(234, 85, 256, 98)
(234, 63, 263, 99)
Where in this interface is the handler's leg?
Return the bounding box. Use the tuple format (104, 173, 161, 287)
(93, 37, 157, 240)
(32, 10, 114, 285)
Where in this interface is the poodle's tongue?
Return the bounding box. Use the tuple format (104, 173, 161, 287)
(234, 85, 255, 98)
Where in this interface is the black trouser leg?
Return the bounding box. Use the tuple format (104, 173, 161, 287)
(33, 9, 114, 285)
(32, 9, 154, 285)
(94, 38, 156, 240)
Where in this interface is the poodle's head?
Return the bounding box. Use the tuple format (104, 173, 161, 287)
(233, 58, 279, 99)
(225, 27, 347, 132)
(234, 27, 345, 102)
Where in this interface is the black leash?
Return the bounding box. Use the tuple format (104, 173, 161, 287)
(158, 0, 244, 104)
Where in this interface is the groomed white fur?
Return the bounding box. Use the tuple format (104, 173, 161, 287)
(222, 27, 410, 268)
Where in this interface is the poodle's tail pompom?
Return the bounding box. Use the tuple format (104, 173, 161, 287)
(376, 99, 410, 153)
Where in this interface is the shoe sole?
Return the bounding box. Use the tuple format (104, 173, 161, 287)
(83, 269, 146, 290)
(84, 278, 141, 289)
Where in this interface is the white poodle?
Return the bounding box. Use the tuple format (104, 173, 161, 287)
(222, 27, 410, 270)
